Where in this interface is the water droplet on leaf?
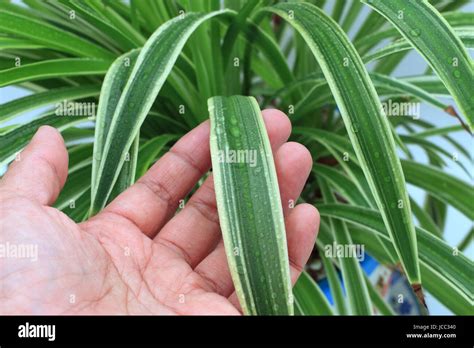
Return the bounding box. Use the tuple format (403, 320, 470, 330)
(230, 127, 240, 137)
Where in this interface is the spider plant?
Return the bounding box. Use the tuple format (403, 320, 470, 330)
(0, 0, 472, 315)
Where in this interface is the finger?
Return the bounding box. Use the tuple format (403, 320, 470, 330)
(228, 203, 320, 309)
(275, 142, 313, 216)
(193, 142, 313, 295)
(155, 110, 293, 266)
(261, 109, 294, 151)
(286, 204, 320, 283)
(95, 109, 292, 239)
(0, 126, 68, 205)
(93, 120, 212, 236)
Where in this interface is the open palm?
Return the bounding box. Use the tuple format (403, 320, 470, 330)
(0, 110, 319, 315)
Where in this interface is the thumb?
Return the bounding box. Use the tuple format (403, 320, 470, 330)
(1, 126, 69, 205)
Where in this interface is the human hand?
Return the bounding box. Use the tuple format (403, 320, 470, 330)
(0, 109, 319, 315)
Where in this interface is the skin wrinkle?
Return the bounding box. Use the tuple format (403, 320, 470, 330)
(135, 245, 173, 313)
(194, 263, 227, 295)
(155, 236, 194, 266)
(288, 257, 304, 275)
(186, 183, 220, 226)
(79, 219, 137, 310)
(195, 242, 235, 298)
(145, 253, 187, 305)
(86, 214, 179, 313)
(78, 271, 115, 313)
(163, 269, 198, 314)
(136, 231, 155, 297)
(168, 145, 210, 176)
(0, 200, 110, 312)
(136, 179, 175, 213)
(71, 234, 118, 313)
(123, 179, 178, 235)
(89, 228, 155, 313)
(33, 153, 63, 202)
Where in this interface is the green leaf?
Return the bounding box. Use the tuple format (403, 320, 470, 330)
(180, 0, 223, 99)
(317, 204, 473, 303)
(0, 9, 115, 61)
(15, 0, 111, 46)
(457, 228, 473, 252)
(221, 0, 264, 70)
(362, 0, 474, 130)
(0, 85, 100, 123)
(319, 178, 373, 315)
(362, 31, 474, 64)
(419, 262, 471, 315)
(401, 135, 471, 177)
(217, 12, 294, 92)
(369, 73, 451, 113)
(67, 143, 94, 172)
(66, 0, 141, 51)
(135, 134, 177, 180)
(61, 127, 94, 146)
(263, 2, 420, 284)
(130, 0, 159, 32)
(89, 10, 228, 214)
(355, 11, 474, 52)
(61, 188, 91, 223)
(353, 7, 387, 43)
(209, 95, 292, 315)
(91, 49, 140, 202)
(351, 225, 471, 315)
(55, 163, 92, 211)
(409, 197, 443, 237)
(108, 134, 139, 203)
(295, 127, 375, 207)
(80, 0, 146, 47)
(363, 274, 395, 316)
(317, 241, 347, 315)
(402, 160, 474, 220)
(340, 0, 363, 33)
(414, 124, 464, 138)
(0, 37, 44, 50)
(0, 114, 87, 167)
(401, 75, 449, 96)
(301, 126, 473, 224)
(293, 271, 334, 315)
(331, 0, 345, 23)
(0, 58, 110, 87)
(313, 163, 369, 207)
